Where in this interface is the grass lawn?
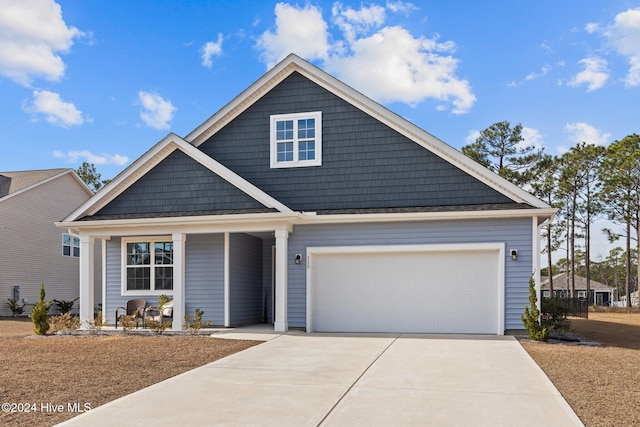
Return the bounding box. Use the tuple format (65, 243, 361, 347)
(1, 311, 639, 426)
(520, 310, 640, 427)
(0, 319, 262, 426)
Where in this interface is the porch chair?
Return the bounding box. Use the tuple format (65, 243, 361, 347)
(115, 299, 147, 329)
(144, 299, 174, 324)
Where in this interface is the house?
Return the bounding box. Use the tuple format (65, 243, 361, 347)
(0, 169, 100, 316)
(540, 273, 615, 306)
(58, 54, 554, 334)
(618, 290, 639, 308)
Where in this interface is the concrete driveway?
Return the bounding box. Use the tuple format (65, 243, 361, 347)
(59, 332, 583, 426)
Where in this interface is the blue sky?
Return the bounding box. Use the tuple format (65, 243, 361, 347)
(2, 0, 640, 260)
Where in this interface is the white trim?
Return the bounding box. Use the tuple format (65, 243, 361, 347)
(78, 235, 95, 329)
(101, 238, 107, 324)
(120, 235, 175, 296)
(62, 134, 292, 222)
(171, 233, 186, 331)
(185, 54, 549, 209)
(58, 208, 556, 237)
(534, 217, 541, 313)
(224, 232, 230, 327)
(306, 242, 505, 334)
(274, 228, 289, 332)
(270, 111, 322, 168)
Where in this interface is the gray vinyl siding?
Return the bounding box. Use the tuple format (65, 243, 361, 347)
(0, 172, 98, 316)
(200, 71, 514, 211)
(286, 218, 533, 331)
(104, 237, 130, 324)
(185, 234, 223, 325)
(105, 234, 224, 325)
(93, 150, 267, 218)
(229, 233, 263, 325)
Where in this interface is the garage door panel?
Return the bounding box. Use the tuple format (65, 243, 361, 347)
(309, 247, 501, 334)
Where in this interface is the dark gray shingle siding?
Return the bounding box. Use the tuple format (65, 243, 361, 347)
(94, 150, 266, 217)
(200, 72, 514, 211)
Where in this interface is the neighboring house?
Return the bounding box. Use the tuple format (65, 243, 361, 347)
(0, 169, 100, 316)
(59, 54, 554, 334)
(540, 273, 615, 306)
(618, 290, 639, 308)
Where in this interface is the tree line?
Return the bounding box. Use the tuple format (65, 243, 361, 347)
(463, 122, 640, 307)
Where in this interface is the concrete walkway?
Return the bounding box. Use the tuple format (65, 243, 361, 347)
(58, 333, 583, 426)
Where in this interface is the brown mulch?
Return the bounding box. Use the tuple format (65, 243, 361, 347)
(0, 318, 262, 426)
(521, 311, 640, 427)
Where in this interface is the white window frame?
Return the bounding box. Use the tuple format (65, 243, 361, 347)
(270, 111, 322, 168)
(121, 236, 174, 296)
(62, 233, 80, 257)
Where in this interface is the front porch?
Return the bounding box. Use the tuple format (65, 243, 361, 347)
(76, 222, 293, 333)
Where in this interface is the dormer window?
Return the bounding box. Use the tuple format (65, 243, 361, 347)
(270, 112, 322, 168)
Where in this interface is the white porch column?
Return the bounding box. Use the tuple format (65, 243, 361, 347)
(172, 233, 186, 331)
(79, 235, 95, 329)
(274, 228, 289, 332)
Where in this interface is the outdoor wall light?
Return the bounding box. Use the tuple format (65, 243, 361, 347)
(294, 254, 302, 264)
(510, 249, 518, 261)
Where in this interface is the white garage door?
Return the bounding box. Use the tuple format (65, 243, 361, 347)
(308, 244, 504, 334)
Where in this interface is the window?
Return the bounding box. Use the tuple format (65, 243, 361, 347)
(123, 238, 173, 292)
(62, 234, 80, 257)
(270, 111, 322, 168)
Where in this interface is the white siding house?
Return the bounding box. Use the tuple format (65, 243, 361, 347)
(0, 169, 100, 316)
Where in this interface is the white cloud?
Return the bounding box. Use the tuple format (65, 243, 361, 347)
(256, 3, 330, 68)
(137, 91, 176, 130)
(386, 0, 418, 15)
(256, 2, 475, 114)
(53, 150, 128, 166)
(201, 33, 223, 68)
(0, 0, 83, 86)
(564, 122, 611, 146)
(567, 57, 609, 91)
(603, 7, 640, 86)
(466, 130, 480, 144)
(585, 22, 599, 34)
(520, 127, 544, 149)
(325, 26, 475, 113)
(23, 90, 83, 127)
(332, 3, 386, 44)
(525, 65, 551, 81)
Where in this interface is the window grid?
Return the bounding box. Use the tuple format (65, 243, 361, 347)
(62, 233, 80, 258)
(125, 240, 173, 292)
(270, 112, 321, 168)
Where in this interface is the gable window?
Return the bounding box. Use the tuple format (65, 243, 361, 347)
(270, 111, 322, 168)
(122, 238, 173, 293)
(62, 233, 80, 257)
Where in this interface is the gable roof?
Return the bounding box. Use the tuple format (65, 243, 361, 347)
(62, 54, 554, 225)
(540, 273, 614, 291)
(186, 54, 549, 210)
(0, 168, 91, 202)
(62, 133, 292, 222)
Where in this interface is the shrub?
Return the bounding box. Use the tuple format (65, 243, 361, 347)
(521, 278, 549, 341)
(87, 310, 107, 333)
(30, 283, 51, 335)
(146, 318, 172, 334)
(50, 312, 80, 334)
(184, 308, 212, 335)
(117, 315, 139, 335)
(541, 296, 573, 334)
(6, 298, 25, 317)
(52, 297, 78, 314)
